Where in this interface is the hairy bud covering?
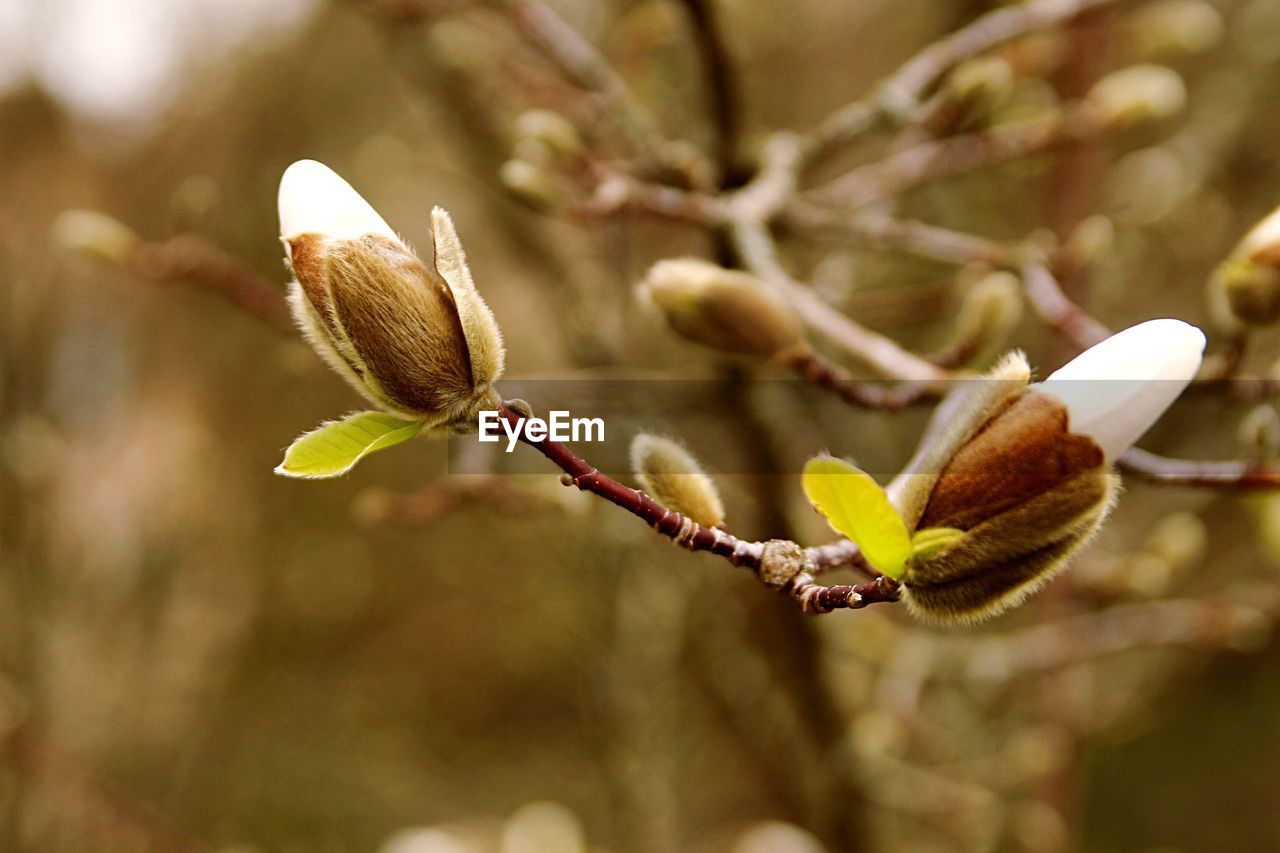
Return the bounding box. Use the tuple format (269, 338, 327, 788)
(630, 433, 725, 528)
(885, 320, 1203, 625)
(279, 160, 504, 430)
(641, 259, 804, 358)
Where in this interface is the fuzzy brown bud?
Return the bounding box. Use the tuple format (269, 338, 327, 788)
(630, 433, 725, 528)
(641, 259, 804, 358)
(280, 161, 504, 430)
(887, 320, 1204, 625)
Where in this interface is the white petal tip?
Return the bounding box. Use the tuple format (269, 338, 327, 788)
(1039, 319, 1205, 460)
(278, 159, 398, 243)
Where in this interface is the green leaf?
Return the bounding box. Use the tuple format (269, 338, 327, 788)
(802, 456, 912, 578)
(276, 411, 426, 479)
(911, 527, 965, 561)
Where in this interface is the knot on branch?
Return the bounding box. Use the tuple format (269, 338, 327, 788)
(758, 539, 810, 588)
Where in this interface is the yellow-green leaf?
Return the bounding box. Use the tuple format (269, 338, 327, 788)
(802, 456, 912, 578)
(276, 411, 426, 479)
(911, 527, 965, 561)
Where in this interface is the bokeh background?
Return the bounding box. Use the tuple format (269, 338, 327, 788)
(5, 0, 1280, 850)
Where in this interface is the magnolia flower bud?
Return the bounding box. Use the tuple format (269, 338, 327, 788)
(890, 320, 1205, 624)
(53, 209, 140, 265)
(1239, 404, 1280, 459)
(630, 433, 725, 528)
(942, 56, 1015, 128)
(1126, 0, 1224, 59)
(500, 159, 560, 211)
(641, 259, 805, 359)
(279, 160, 504, 429)
(1211, 206, 1280, 326)
(952, 271, 1023, 367)
(1063, 215, 1115, 268)
(1086, 65, 1186, 129)
(514, 109, 583, 159)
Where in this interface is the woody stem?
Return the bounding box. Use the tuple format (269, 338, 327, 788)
(499, 402, 892, 612)
(500, 402, 765, 567)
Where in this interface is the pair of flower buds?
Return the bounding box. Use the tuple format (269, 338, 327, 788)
(276, 160, 1205, 624)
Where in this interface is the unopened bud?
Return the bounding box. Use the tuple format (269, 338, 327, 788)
(1212, 205, 1280, 326)
(1064, 214, 1115, 268)
(514, 109, 583, 159)
(998, 32, 1069, 79)
(279, 160, 504, 429)
(1144, 511, 1207, 569)
(640, 259, 804, 358)
(890, 321, 1204, 625)
(1214, 259, 1280, 326)
(1239, 404, 1280, 459)
(1127, 0, 1224, 59)
(901, 382, 1119, 624)
(52, 209, 140, 265)
(630, 433, 725, 528)
(944, 56, 1015, 127)
(1086, 65, 1186, 129)
(500, 159, 560, 211)
(952, 271, 1023, 367)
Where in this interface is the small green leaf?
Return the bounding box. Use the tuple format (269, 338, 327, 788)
(911, 527, 965, 561)
(802, 456, 912, 578)
(276, 411, 426, 479)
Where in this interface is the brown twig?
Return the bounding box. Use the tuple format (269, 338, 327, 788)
(810, 104, 1104, 209)
(678, 0, 744, 185)
(128, 234, 294, 332)
(802, 0, 1127, 163)
(788, 204, 1018, 267)
(730, 217, 952, 382)
(487, 0, 674, 168)
(781, 347, 943, 410)
(1118, 447, 1280, 489)
(1019, 261, 1111, 348)
(500, 402, 893, 612)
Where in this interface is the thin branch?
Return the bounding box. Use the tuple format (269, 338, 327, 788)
(802, 0, 1127, 162)
(810, 104, 1103, 209)
(788, 204, 1018, 267)
(781, 347, 943, 410)
(1019, 261, 1112, 348)
(500, 402, 894, 612)
(488, 0, 672, 166)
(878, 0, 1123, 117)
(571, 166, 726, 223)
(729, 217, 951, 382)
(1119, 447, 1280, 489)
(128, 234, 294, 332)
(678, 0, 744, 184)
